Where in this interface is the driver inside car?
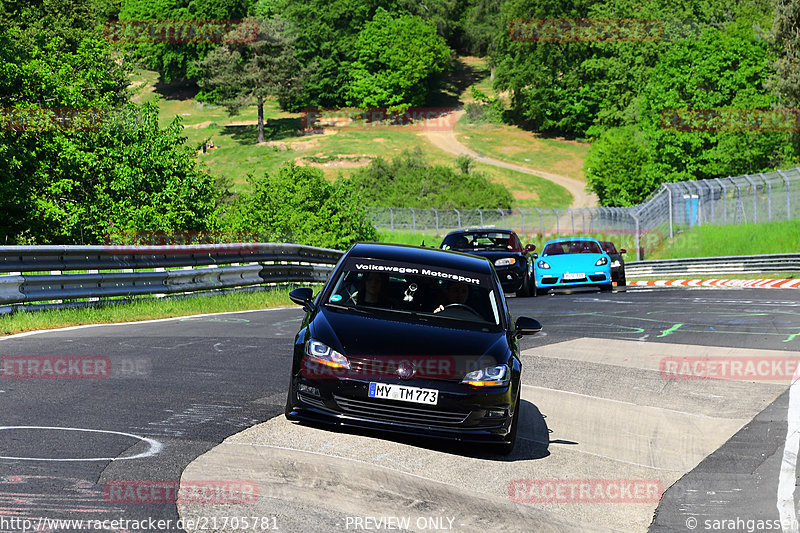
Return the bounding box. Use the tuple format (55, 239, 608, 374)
(433, 280, 470, 313)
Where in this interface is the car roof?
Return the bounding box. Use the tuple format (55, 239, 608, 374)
(444, 228, 516, 236)
(544, 236, 601, 244)
(348, 242, 494, 273)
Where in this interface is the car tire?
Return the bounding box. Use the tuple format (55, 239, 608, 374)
(618, 274, 626, 287)
(497, 393, 520, 456)
(535, 287, 548, 296)
(599, 283, 613, 292)
(284, 377, 297, 419)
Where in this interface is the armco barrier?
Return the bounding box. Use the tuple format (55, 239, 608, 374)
(626, 253, 800, 277)
(0, 244, 344, 310)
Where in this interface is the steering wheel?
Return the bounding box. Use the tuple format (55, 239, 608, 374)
(441, 303, 482, 318)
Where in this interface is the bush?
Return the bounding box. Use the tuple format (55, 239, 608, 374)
(347, 148, 513, 209)
(220, 163, 377, 250)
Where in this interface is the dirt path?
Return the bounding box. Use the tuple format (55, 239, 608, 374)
(421, 109, 597, 208)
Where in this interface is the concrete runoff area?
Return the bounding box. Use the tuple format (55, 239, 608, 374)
(177, 339, 789, 532)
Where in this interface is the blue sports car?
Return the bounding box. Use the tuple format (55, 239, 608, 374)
(533, 237, 613, 295)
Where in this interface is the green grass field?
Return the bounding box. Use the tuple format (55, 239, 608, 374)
(647, 220, 800, 260)
(0, 288, 299, 336)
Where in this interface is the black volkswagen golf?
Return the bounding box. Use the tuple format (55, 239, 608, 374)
(285, 243, 542, 454)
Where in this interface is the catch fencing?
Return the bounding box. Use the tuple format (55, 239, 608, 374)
(365, 167, 800, 260)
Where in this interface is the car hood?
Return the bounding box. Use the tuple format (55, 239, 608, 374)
(539, 253, 608, 270)
(309, 306, 510, 369)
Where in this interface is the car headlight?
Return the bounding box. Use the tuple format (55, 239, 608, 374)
(494, 257, 516, 267)
(462, 364, 510, 387)
(595, 257, 608, 266)
(611, 260, 620, 268)
(305, 340, 349, 369)
(537, 260, 550, 269)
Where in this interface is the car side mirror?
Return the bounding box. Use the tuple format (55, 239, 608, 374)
(514, 316, 542, 337)
(525, 244, 537, 253)
(532, 253, 538, 260)
(289, 287, 315, 313)
(619, 249, 627, 254)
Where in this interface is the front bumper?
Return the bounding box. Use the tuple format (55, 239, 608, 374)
(536, 270, 611, 289)
(286, 376, 516, 443)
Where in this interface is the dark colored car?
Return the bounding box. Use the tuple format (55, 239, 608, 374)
(439, 229, 537, 297)
(599, 241, 627, 287)
(285, 243, 542, 454)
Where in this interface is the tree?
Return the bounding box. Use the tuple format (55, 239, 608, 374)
(195, 17, 301, 143)
(584, 126, 652, 206)
(770, 0, 800, 106)
(0, 1, 219, 244)
(346, 8, 451, 109)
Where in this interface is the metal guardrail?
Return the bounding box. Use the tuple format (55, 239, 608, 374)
(626, 253, 800, 277)
(0, 244, 344, 310)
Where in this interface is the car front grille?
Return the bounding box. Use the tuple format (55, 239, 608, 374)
(333, 395, 470, 428)
(589, 275, 606, 281)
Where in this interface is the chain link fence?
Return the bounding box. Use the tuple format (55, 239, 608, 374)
(365, 167, 800, 260)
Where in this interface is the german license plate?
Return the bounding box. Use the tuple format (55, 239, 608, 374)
(368, 383, 438, 405)
(562, 272, 585, 280)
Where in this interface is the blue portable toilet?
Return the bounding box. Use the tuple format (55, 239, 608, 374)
(683, 195, 699, 226)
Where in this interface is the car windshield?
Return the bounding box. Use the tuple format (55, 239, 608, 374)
(324, 258, 501, 327)
(543, 240, 603, 255)
(441, 232, 514, 252)
(600, 241, 617, 254)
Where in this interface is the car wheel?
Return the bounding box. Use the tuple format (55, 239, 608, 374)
(618, 271, 626, 287)
(284, 377, 297, 419)
(497, 393, 520, 455)
(599, 283, 613, 292)
(535, 287, 548, 296)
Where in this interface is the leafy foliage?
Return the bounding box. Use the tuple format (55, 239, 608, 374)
(346, 8, 451, 109)
(0, 0, 218, 244)
(348, 149, 513, 209)
(586, 26, 790, 206)
(220, 163, 378, 249)
(118, 0, 254, 82)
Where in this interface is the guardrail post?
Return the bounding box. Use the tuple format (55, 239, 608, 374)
(410, 208, 416, 233)
(570, 209, 575, 233)
(631, 211, 641, 260)
(454, 209, 461, 229)
(389, 207, 394, 231)
(479, 209, 484, 227)
(434, 208, 439, 235)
